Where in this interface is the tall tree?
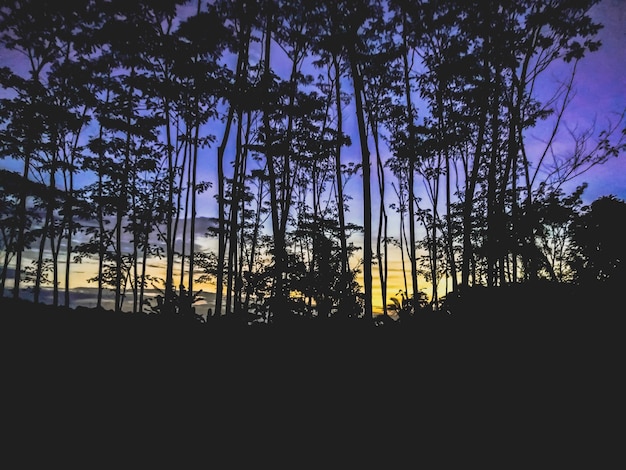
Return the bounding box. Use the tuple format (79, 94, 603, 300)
(260, 1, 288, 319)
(309, 0, 358, 317)
(342, 0, 383, 321)
(0, 0, 72, 299)
(212, 0, 256, 316)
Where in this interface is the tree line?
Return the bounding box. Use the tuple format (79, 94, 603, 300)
(0, 0, 624, 324)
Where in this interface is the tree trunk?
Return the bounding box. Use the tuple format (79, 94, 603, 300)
(215, 22, 250, 316)
(401, 25, 419, 314)
(262, 12, 287, 320)
(12, 151, 31, 300)
(187, 120, 200, 306)
(348, 47, 373, 321)
(215, 106, 234, 316)
(461, 108, 487, 289)
(332, 55, 350, 295)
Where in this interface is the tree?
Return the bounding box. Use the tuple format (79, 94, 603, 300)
(173, 2, 230, 310)
(212, 0, 258, 316)
(341, 0, 384, 321)
(0, 0, 72, 299)
(309, 0, 358, 318)
(569, 195, 626, 286)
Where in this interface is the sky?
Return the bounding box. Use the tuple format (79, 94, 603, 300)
(1, 0, 625, 313)
(536, 0, 626, 203)
(196, 0, 626, 220)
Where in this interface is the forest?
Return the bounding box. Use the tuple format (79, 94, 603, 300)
(1, 0, 625, 330)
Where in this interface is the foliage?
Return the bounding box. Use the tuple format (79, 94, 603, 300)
(568, 195, 626, 286)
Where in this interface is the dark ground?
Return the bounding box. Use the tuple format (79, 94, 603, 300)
(1, 285, 622, 466)
(1, 282, 622, 364)
(1, 281, 622, 340)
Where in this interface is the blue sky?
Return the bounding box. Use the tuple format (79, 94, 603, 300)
(543, 0, 626, 203)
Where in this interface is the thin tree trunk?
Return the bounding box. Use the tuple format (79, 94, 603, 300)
(392, 181, 410, 298)
(51, 214, 60, 307)
(95, 88, 110, 309)
(180, 130, 191, 295)
(34, 209, 52, 305)
(444, 145, 457, 294)
(115, 177, 125, 311)
(347, 48, 373, 321)
(262, 12, 287, 320)
(332, 55, 349, 293)
(487, 67, 500, 288)
(49, 145, 61, 307)
(461, 107, 487, 289)
(226, 109, 245, 315)
(401, 25, 419, 314)
(236, 142, 249, 313)
(278, 54, 298, 239)
(187, 120, 200, 304)
(164, 83, 176, 314)
(130, 155, 139, 314)
(243, 154, 266, 313)
(64, 138, 78, 309)
(430, 167, 440, 308)
(13, 151, 31, 300)
(139, 221, 150, 314)
(215, 106, 234, 316)
(215, 23, 250, 316)
(374, 128, 388, 317)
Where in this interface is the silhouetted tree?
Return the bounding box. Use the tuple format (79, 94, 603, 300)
(342, 0, 384, 321)
(309, 0, 357, 318)
(212, 0, 258, 316)
(0, 0, 73, 299)
(569, 195, 626, 287)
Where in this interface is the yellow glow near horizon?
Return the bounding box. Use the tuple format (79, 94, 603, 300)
(5, 237, 445, 315)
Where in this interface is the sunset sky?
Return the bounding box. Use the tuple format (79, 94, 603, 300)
(1, 0, 625, 314)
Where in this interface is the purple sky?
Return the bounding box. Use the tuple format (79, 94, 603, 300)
(553, 0, 626, 203)
(0, 0, 623, 208)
